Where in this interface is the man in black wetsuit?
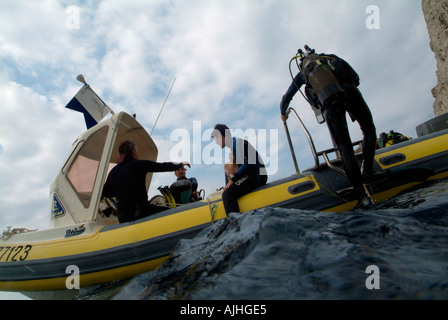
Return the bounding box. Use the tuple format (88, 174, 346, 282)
(280, 50, 377, 206)
(103, 140, 190, 223)
(211, 124, 267, 213)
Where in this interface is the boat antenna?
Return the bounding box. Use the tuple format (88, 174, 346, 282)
(150, 78, 176, 136)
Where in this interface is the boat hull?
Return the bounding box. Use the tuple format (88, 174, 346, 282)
(1, 129, 447, 293)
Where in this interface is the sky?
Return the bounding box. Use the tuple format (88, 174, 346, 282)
(0, 0, 438, 298)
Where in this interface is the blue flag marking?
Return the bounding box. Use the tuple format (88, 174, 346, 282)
(51, 193, 66, 220)
(65, 96, 98, 129)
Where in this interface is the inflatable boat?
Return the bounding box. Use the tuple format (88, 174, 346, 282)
(1, 87, 448, 297)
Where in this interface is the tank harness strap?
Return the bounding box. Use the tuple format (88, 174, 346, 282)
(206, 197, 217, 225)
(304, 57, 330, 73)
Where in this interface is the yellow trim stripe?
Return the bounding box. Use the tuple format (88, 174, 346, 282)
(2, 257, 169, 292)
(239, 175, 320, 212)
(376, 134, 448, 169)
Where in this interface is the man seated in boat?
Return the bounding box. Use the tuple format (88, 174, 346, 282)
(169, 166, 202, 204)
(102, 140, 190, 223)
(211, 124, 267, 214)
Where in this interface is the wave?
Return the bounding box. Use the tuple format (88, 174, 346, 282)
(78, 180, 448, 300)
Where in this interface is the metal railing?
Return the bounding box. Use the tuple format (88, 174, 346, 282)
(283, 107, 362, 176)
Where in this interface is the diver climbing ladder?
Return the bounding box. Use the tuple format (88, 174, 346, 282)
(283, 107, 375, 203)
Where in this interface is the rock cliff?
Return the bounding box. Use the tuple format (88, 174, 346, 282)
(422, 0, 448, 116)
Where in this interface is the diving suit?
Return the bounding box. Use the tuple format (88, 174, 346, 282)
(280, 46, 377, 205)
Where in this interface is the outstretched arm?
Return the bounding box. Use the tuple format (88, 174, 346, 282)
(280, 72, 305, 121)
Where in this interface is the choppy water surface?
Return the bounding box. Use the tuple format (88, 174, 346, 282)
(82, 180, 448, 300)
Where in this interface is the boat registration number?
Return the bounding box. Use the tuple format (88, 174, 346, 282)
(0, 245, 32, 262)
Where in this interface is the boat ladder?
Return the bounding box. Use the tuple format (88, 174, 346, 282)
(283, 107, 363, 176)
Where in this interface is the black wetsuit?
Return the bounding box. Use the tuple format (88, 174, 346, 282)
(223, 137, 267, 213)
(103, 155, 183, 223)
(280, 55, 376, 194)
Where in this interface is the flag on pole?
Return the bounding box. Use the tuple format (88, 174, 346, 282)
(65, 85, 109, 129)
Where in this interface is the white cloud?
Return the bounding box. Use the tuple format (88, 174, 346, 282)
(0, 79, 83, 230)
(0, 0, 438, 236)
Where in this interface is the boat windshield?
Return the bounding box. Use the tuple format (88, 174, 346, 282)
(67, 126, 109, 208)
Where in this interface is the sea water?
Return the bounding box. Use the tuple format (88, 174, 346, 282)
(78, 180, 448, 300)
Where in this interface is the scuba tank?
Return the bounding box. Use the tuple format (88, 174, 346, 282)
(299, 45, 347, 109)
(170, 179, 193, 205)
